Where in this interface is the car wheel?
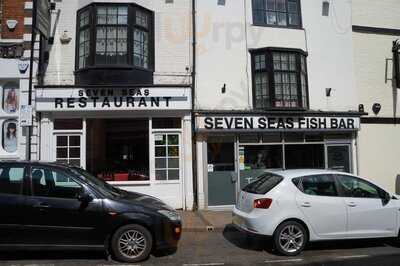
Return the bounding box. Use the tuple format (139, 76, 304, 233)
(273, 221, 307, 256)
(110, 224, 153, 263)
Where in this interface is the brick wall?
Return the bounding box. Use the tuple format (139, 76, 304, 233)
(1, 0, 26, 39)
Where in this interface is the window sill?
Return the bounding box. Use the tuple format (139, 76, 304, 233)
(108, 181, 151, 186)
(251, 23, 304, 30)
(75, 65, 154, 73)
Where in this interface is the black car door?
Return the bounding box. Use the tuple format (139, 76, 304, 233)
(0, 163, 27, 244)
(23, 165, 107, 246)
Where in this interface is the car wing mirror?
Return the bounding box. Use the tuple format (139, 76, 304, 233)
(77, 190, 93, 203)
(381, 192, 391, 205)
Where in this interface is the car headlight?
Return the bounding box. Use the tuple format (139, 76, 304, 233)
(158, 210, 181, 221)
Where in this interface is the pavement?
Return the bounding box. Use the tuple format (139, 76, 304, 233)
(179, 210, 232, 232)
(1, 211, 400, 265)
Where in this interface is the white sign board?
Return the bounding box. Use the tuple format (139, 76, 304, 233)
(196, 115, 360, 132)
(35, 87, 192, 112)
(20, 105, 33, 126)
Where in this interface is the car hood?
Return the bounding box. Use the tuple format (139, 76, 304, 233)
(116, 190, 174, 211)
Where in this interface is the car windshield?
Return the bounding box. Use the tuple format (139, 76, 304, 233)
(242, 173, 283, 195)
(70, 167, 123, 198)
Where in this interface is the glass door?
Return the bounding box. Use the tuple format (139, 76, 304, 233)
(327, 144, 352, 173)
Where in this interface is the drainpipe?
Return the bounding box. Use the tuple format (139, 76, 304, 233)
(191, 0, 198, 210)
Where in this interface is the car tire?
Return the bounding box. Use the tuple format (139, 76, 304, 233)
(273, 221, 308, 256)
(110, 224, 153, 263)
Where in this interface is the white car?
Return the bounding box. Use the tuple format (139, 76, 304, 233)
(232, 169, 400, 256)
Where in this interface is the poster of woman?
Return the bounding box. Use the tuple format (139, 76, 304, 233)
(3, 120, 17, 153)
(3, 84, 19, 113)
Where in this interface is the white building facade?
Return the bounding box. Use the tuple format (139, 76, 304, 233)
(194, 0, 363, 209)
(352, 0, 400, 194)
(36, 0, 194, 210)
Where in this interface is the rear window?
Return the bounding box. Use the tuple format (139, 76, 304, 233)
(242, 173, 283, 195)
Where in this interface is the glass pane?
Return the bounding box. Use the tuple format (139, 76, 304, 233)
(155, 146, 166, 157)
(168, 158, 179, 169)
(136, 10, 148, 28)
(288, 0, 298, 13)
(155, 158, 167, 169)
(288, 13, 299, 25)
(69, 148, 80, 158)
(3, 120, 18, 153)
(155, 170, 167, 180)
(69, 136, 80, 146)
(97, 7, 107, 24)
(266, 0, 276, 11)
(54, 119, 83, 130)
(276, 0, 286, 11)
(69, 159, 81, 167)
(266, 11, 277, 24)
(327, 146, 350, 173)
(57, 148, 68, 158)
(168, 146, 179, 157)
(152, 118, 182, 129)
(168, 170, 180, 180)
(57, 136, 68, 146)
(285, 144, 325, 169)
(155, 135, 166, 145)
(168, 135, 179, 145)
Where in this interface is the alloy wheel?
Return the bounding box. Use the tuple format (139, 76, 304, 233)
(278, 224, 305, 253)
(118, 229, 147, 259)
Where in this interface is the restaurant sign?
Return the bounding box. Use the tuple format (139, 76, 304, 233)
(196, 115, 360, 132)
(35, 87, 191, 111)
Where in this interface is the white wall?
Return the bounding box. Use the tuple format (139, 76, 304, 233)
(195, 0, 358, 112)
(352, 0, 400, 29)
(44, 0, 192, 86)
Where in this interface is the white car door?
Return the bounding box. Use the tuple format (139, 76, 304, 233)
(295, 174, 347, 239)
(336, 174, 398, 238)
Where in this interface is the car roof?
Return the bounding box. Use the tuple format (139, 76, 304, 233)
(0, 160, 72, 169)
(267, 169, 352, 179)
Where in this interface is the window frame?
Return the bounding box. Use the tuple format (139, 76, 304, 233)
(75, 3, 155, 72)
(250, 47, 309, 110)
(252, 0, 303, 29)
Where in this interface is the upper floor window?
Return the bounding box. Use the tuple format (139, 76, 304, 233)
(251, 49, 309, 109)
(252, 0, 301, 28)
(76, 4, 153, 71)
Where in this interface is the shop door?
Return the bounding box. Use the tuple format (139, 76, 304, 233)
(327, 144, 352, 173)
(54, 134, 84, 168)
(207, 138, 237, 207)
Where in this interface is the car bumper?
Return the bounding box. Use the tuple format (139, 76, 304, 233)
(232, 206, 272, 237)
(154, 219, 182, 251)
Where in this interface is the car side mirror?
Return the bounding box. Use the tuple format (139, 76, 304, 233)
(77, 190, 93, 203)
(381, 192, 391, 205)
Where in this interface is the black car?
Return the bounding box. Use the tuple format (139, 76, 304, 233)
(0, 161, 182, 262)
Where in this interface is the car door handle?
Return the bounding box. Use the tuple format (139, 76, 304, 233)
(347, 202, 357, 207)
(301, 202, 311, 208)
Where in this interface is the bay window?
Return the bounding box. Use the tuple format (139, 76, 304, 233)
(76, 4, 154, 85)
(251, 48, 309, 109)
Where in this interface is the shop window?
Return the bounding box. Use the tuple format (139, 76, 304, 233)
(155, 133, 180, 181)
(251, 49, 309, 109)
(76, 4, 153, 70)
(285, 144, 324, 169)
(55, 135, 81, 167)
(2, 82, 19, 114)
(252, 0, 302, 28)
(2, 120, 17, 153)
(152, 118, 182, 129)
